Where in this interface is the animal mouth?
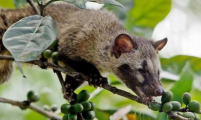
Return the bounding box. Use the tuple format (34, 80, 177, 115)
(134, 86, 155, 102)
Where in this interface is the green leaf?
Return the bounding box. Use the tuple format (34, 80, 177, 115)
(125, 0, 171, 31)
(170, 62, 193, 103)
(89, 0, 124, 8)
(161, 55, 201, 75)
(156, 113, 168, 120)
(0, 0, 15, 8)
(2, 15, 58, 62)
(64, 0, 88, 9)
(15, 61, 26, 78)
(95, 109, 155, 120)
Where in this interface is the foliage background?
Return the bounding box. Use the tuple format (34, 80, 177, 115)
(0, 0, 201, 120)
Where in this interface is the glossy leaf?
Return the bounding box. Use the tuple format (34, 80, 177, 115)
(125, 0, 171, 31)
(2, 15, 58, 62)
(15, 62, 26, 78)
(64, 0, 88, 9)
(89, 0, 124, 8)
(161, 55, 201, 75)
(170, 63, 193, 103)
(156, 113, 168, 120)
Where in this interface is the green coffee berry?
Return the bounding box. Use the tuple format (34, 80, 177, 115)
(149, 102, 162, 111)
(51, 104, 58, 112)
(43, 105, 50, 111)
(188, 100, 200, 113)
(161, 91, 173, 103)
(50, 40, 58, 50)
(43, 49, 52, 59)
(181, 112, 195, 119)
(162, 102, 173, 112)
(62, 114, 69, 120)
(27, 91, 35, 100)
(31, 94, 40, 102)
(61, 104, 71, 114)
(72, 103, 84, 113)
(68, 113, 77, 120)
(183, 92, 191, 105)
(171, 101, 181, 111)
(89, 102, 95, 111)
(52, 51, 60, 61)
(82, 111, 95, 120)
(81, 101, 92, 111)
(77, 90, 90, 103)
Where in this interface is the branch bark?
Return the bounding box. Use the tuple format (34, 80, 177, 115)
(0, 55, 144, 104)
(26, 0, 40, 14)
(0, 55, 197, 120)
(0, 97, 62, 120)
(167, 112, 193, 120)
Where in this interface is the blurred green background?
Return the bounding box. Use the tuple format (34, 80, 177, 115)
(0, 0, 201, 120)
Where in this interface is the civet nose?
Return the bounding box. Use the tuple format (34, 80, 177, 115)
(155, 88, 164, 96)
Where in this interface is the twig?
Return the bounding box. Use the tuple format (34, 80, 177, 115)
(0, 97, 62, 120)
(26, 0, 40, 14)
(167, 112, 193, 120)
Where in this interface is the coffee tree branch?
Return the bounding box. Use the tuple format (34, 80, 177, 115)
(0, 55, 144, 104)
(0, 55, 196, 120)
(26, 0, 40, 14)
(0, 97, 62, 120)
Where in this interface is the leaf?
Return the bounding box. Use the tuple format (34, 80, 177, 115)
(125, 0, 171, 31)
(95, 109, 155, 120)
(64, 0, 88, 9)
(15, 61, 26, 78)
(156, 113, 168, 120)
(2, 15, 58, 62)
(170, 62, 193, 103)
(0, 0, 15, 8)
(161, 55, 201, 75)
(89, 0, 124, 8)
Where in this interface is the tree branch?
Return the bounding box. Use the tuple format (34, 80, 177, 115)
(26, 0, 40, 14)
(0, 97, 62, 120)
(0, 55, 197, 120)
(167, 112, 193, 120)
(0, 55, 145, 104)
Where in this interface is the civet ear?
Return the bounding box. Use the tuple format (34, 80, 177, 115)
(112, 34, 135, 58)
(152, 38, 168, 51)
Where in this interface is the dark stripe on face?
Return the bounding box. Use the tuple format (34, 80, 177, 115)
(118, 64, 131, 73)
(118, 64, 141, 86)
(138, 60, 150, 85)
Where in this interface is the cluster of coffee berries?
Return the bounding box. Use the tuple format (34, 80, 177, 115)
(27, 91, 40, 102)
(149, 91, 200, 120)
(43, 40, 60, 61)
(61, 90, 95, 120)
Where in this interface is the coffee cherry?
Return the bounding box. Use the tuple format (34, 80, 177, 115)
(188, 100, 200, 113)
(43, 49, 52, 59)
(149, 102, 161, 111)
(183, 92, 191, 105)
(72, 103, 84, 113)
(81, 101, 92, 111)
(161, 91, 173, 103)
(171, 101, 181, 111)
(162, 102, 173, 112)
(61, 104, 71, 114)
(77, 90, 90, 103)
(82, 111, 95, 120)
